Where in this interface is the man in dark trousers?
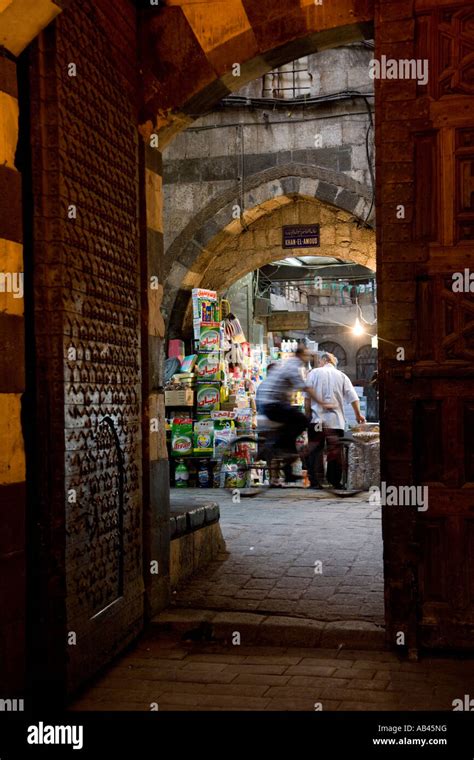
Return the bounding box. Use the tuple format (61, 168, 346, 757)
(306, 352, 366, 489)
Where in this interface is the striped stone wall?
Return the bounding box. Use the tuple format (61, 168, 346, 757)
(0, 52, 26, 695)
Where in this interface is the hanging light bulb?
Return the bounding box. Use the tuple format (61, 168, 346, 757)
(352, 317, 364, 336)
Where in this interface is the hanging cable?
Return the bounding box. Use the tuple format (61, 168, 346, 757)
(237, 124, 249, 232)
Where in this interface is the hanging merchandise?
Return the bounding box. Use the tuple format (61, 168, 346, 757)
(228, 342, 245, 366)
(165, 284, 271, 489)
(235, 408, 252, 433)
(220, 299, 231, 319)
(224, 313, 246, 343)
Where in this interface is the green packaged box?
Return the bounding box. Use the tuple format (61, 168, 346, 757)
(196, 382, 221, 412)
(199, 325, 221, 353)
(171, 418, 193, 457)
(195, 352, 222, 381)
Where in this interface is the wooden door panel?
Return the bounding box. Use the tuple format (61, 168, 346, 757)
(378, 0, 474, 651)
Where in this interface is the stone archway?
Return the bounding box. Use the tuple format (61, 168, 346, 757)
(0, 0, 377, 697)
(3, 0, 473, 701)
(139, 0, 374, 144)
(164, 164, 374, 332)
(165, 192, 375, 335)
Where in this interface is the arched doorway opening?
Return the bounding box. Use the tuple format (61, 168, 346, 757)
(166, 193, 375, 336)
(4, 0, 471, 703)
(161, 85, 381, 625)
(10, 0, 382, 698)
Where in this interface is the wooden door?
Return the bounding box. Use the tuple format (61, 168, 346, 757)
(377, 1, 474, 652)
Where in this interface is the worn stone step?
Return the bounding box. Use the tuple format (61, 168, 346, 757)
(150, 609, 385, 651)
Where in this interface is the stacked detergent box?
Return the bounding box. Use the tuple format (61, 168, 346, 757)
(192, 288, 224, 422)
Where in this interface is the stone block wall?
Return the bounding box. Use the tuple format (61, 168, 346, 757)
(163, 45, 375, 256)
(0, 0, 64, 701)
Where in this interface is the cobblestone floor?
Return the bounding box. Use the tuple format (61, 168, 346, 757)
(170, 487, 384, 625)
(70, 634, 474, 712)
(70, 490, 474, 713)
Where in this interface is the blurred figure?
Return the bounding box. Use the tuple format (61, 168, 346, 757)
(306, 351, 366, 489)
(255, 362, 276, 414)
(260, 345, 333, 483)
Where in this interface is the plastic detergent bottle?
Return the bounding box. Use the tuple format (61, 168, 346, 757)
(198, 460, 210, 488)
(175, 459, 189, 487)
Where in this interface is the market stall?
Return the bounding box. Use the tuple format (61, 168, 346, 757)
(165, 288, 269, 488)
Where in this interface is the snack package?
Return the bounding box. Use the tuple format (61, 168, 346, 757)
(171, 418, 193, 457)
(234, 440, 253, 463)
(196, 352, 222, 381)
(193, 420, 214, 456)
(196, 382, 221, 411)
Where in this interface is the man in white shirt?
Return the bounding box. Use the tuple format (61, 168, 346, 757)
(305, 352, 365, 489)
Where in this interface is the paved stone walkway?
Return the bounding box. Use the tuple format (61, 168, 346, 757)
(70, 633, 474, 712)
(170, 487, 384, 626)
(70, 491, 474, 713)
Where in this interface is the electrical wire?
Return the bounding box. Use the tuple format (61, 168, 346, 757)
(356, 299, 377, 326)
(359, 95, 375, 224)
(183, 90, 375, 227)
(237, 124, 250, 232)
(185, 111, 371, 131)
(263, 275, 376, 284)
(218, 90, 374, 111)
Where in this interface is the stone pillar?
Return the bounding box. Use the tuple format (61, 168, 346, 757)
(0, 52, 26, 695)
(142, 138, 170, 617)
(26, 0, 149, 695)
